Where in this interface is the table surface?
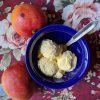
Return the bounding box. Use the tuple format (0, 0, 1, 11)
(0, 0, 100, 100)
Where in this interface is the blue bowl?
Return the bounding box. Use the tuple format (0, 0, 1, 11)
(25, 24, 90, 89)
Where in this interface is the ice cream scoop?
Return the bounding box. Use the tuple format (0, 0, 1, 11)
(38, 57, 58, 76)
(57, 51, 77, 72)
(40, 39, 58, 60)
(40, 39, 64, 60)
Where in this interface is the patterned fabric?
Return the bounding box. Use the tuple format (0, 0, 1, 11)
(0, 0, 100, 100)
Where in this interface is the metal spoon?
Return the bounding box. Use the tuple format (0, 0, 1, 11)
(66, 20, 98, 46)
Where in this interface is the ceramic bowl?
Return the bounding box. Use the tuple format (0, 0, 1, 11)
(25, 24, 90, 89)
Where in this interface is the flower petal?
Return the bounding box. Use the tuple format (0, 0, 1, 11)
(6, 25, 14, 42)
(84, 0, 94, 5)
(94, 3, 100, 17)
(62, 4, 74, 20)
(1, 42, 9, 49)
(0, 36, 5, 45)
(72, 14, 81, 29)
(72, 7, 97, 29)
(0, 36, 10, 48)
(74, 0, 94, 8)
(74, 0, 84, 8)
(6, 25, 26, 49)
(0, 19, 9, 35)
(75, 7, 96, 18)
(8, 43, 17, 49)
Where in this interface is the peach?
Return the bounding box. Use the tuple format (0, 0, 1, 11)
(11, 4, 47, 38)
(1, 61, 34, 100)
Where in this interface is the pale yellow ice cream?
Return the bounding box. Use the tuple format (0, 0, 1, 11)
(38, 39, 77, 79)
(38, 57, 58, 76)
(54, 69, 65, 79)
(40, 39, 58, 60)
(57, 51, 77, 72)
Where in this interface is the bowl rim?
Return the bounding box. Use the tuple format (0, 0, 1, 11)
(25, 24, 90, 89)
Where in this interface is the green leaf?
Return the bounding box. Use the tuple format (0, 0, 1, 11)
(13, 49, 21, 61)
(6, 13, 12, 22)
(0, 48, 11, 54)
(0, 53, 11, 71)
(3, 7, 11, 13)
(53, 0, 71, 12)
(0, 1, 3, 7)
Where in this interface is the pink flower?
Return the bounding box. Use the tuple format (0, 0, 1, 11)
(0, 19, 27, 51)
(6, 26, 26, 49)
(62, 0, 100, 33)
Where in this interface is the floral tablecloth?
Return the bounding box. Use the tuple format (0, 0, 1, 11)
(0, 0, 100, 100)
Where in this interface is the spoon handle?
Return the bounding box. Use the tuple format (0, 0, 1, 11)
(66, 20, 98, 46)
